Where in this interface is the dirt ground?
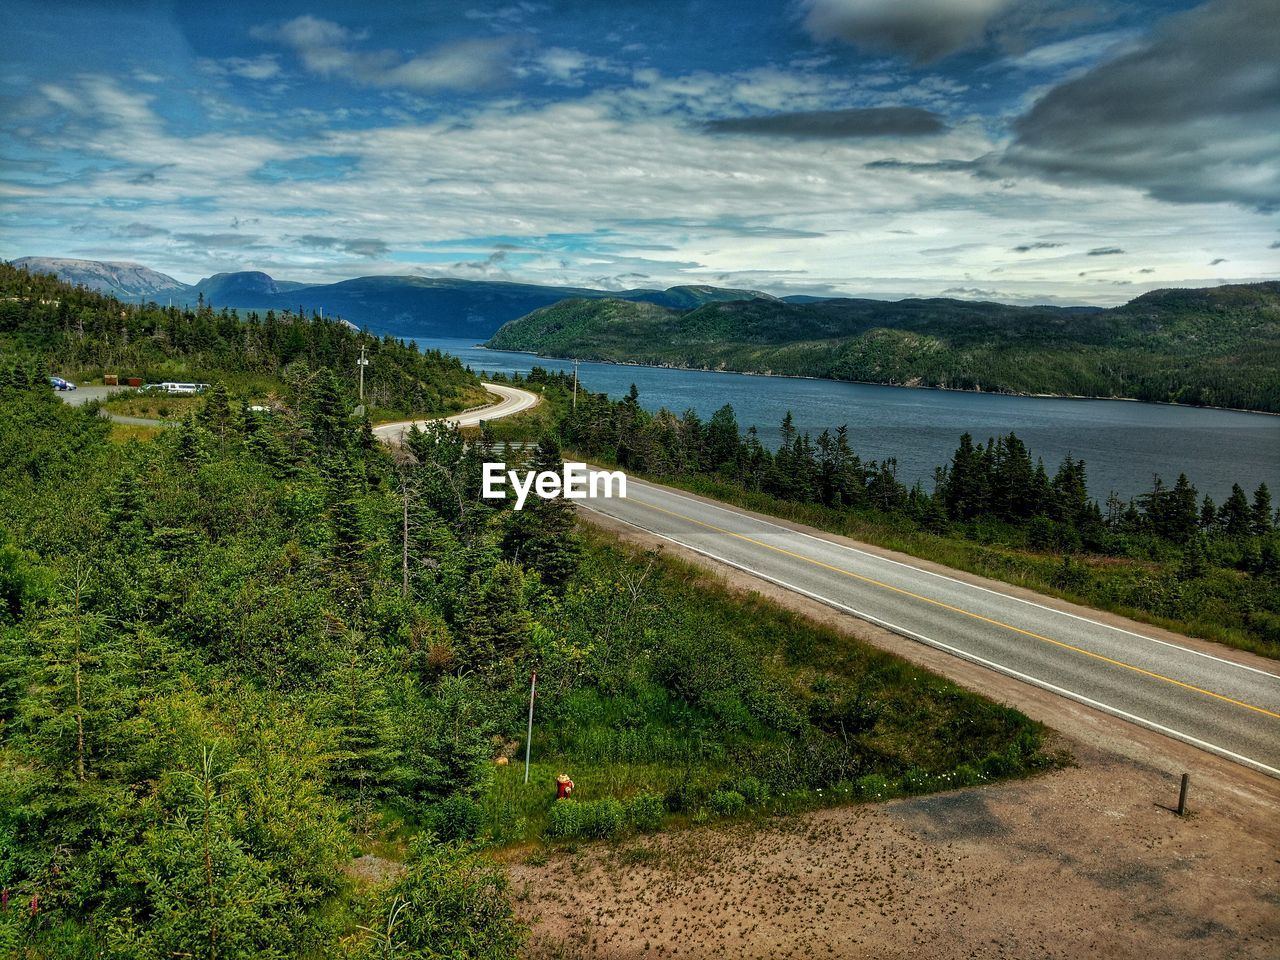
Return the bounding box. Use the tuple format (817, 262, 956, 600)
(511, 737, 1280, 959)
(508, 505, 1280, 958)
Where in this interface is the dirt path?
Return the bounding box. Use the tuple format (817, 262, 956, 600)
(511, 737, 1280, 958)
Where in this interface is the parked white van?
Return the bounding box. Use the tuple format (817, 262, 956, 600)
(158, 382, 210, 395)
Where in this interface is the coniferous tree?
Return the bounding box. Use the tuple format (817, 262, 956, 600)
(458, 561, 532, 669)
(1219, 483, 1252, 537)
(502, 436, 579, 591)
(1251, 483, 1274, 535)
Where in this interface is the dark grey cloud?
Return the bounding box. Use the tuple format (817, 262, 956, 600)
(1012, 241, 1064, 252)
(297, 234, 388, 257)
(1210, 257, 1227, 265)
(127, 164, 174, 185)
(1004, 0, 1280, 209)
(800, 0, 1014, 63)
(706, 107, 946, 139)
(174, 232, 262, 249)
(118, 222, 169, 238)
(1139, 268, 1155, 273)
(1087, 246, 1124, 256)
(1269, 241, 1280, 249)
(940, 286, 1004, 298)
(863, 158, 980, 173)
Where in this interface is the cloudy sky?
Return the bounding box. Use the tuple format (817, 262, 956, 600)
(2, 0, 1277, 304)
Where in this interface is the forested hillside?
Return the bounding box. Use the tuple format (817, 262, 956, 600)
(486, 282, 1280, 412)
(0, 263, 483, 417)
(0, 358, 1049, 953)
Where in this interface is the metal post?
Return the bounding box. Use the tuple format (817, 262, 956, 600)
(524, 671, 537, 784)
(1177, 773, 1190, 816)
(358, 343, 368, 402)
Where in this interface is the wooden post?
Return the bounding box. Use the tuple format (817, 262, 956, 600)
(1177, 773, 1190, 816)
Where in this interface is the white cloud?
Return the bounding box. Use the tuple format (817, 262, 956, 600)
(8, 65, 1279, 303)
(251, 15, 514, 91)
(202, 55, 283, 81)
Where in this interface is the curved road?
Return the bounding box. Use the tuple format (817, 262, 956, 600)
(62, 381, 540, 434)
(577, 469, 1280, 778)
(373, 382, 540, 442)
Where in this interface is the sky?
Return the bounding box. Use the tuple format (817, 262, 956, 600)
(2, 0, 1277, 305)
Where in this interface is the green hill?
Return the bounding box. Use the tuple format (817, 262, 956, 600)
(486, 283, 1280, 412)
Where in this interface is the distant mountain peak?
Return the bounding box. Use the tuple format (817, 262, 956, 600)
(12, 256, 189, 300)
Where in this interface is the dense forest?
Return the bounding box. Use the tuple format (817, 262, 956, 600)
(486, 281, 1280, 412)
(0, 263, 484, 418)
(0, 307, 1047, 952)
(523, 370, 1280, 655)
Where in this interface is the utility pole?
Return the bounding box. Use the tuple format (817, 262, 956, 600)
(572, 359, 579, 411)
(357, 343, 368, 403)
(524, 671, 537, 784)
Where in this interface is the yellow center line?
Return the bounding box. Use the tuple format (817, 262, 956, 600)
(622, 493, 1280, 721)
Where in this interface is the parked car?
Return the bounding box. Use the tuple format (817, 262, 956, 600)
(50, 377, 76, 391)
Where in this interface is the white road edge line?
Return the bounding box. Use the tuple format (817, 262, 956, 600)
(624, 478, 1280, 682)
(578, 501, 1280, 781)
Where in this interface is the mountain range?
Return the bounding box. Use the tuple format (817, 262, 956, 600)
(9, 257, 776, 340)
(485, 283, 1280, 413)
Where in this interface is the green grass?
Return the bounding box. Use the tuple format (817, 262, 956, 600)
(477, 533, 1059, 848)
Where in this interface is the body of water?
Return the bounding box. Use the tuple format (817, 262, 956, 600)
(417, 337, 1279, 503)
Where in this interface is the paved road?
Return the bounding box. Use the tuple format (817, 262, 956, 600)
(62, 381, 540, 433)
(577, 470, 1280, 778)
(373, 381, 540, 441)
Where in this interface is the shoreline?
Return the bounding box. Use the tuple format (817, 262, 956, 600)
(471, 343, 1280, 419)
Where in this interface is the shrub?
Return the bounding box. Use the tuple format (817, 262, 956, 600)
(708, 789, 746, 817)
(731, 775, 770, 806)
(545, 799, 581, 839)
(580, 798, 625, 839)
(855, 773, 893, 801)
(664, 779, 706, 813)
(428, 794, 483, 842)
(626, 792, 665, 833)
(545, 798, 626, 841)
(370, 836, 526, 958)
(900, 768, 933, 794)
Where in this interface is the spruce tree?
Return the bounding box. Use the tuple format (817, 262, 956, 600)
(502, 435, 580, 591)
(1251, 483, 1274, 535)
(1219, 483, 1252, 537)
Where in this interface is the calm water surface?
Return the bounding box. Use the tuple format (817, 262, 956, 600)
(417, 337, 1278, 503)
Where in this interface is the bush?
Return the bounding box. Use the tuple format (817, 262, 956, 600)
(428, 794, 483, 842)
(731, 775, 770, 806)
(545, 798, 626, 841)
(369, 836, 526, 958)
(664, 779, 706, 814)
(625, 792, 665, 833)
(708, 789, 746, 817)
(545, 799, 581, 839)
(900, 768, 933, 794)
(580, 798, 625, 839)
(855, 773, 893, 800)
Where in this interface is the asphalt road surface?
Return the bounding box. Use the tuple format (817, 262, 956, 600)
(61, 380, 540, 433)
(577, 469, 1280, 778)
(373, 381, 540, 441)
